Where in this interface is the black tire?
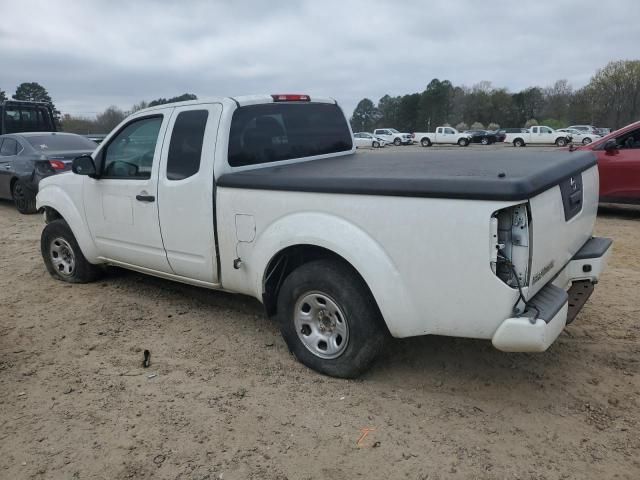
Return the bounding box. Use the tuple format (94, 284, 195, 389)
(393, 137, 401, 146)
(41, 219, 102, 283)
(458, 138, 469, 147)
(513, 138, 525, 147)
(420, 138, 432, 147)
(555, 137, 567, 147)
(481, 137, 489, 145)
(582, 137, 592, 145)
(12, 180, 37, 214)
(276, 259, 388, 378)
(372, 141, 380, 148)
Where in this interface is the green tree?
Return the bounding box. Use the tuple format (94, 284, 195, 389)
(350, 98, 382, 132)
(487, 122, 500, 130)
(397, 93, 421, 132)
(0, 88, 6, 102)
(455, 122, 469, 131)
(470, 122, 485, 129)
(417, 79, 454, 131)
(377, 95, 401, 128)
(13, 82, 53, 103)
(524, 118, 539, 128)
(541, 118, 564, 129)
(60, 114, 99, 134)
(148, 93, 197, 107)
(542, 79, 572, 125)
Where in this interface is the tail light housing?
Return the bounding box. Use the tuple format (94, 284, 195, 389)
(490, 203, 531, 288)
(48, 160, 66, 170)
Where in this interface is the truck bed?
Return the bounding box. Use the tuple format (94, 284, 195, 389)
(217, 150, 597, 201)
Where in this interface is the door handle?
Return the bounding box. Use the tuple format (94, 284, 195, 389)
(136, 194, 155, 202)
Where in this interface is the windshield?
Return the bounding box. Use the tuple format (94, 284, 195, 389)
(25, 134, 97, 151)
(389, 128, 400, 133)
(228, 103, 352, 167)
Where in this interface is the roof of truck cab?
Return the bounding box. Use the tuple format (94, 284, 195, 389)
(217, 150, 597, 201)
(130, 95, 337, 115)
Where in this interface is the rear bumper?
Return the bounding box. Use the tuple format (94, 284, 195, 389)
(492, 236, 611, 352)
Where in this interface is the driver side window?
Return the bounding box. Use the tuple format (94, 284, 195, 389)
(617, 128, 640, 149)
(102, 116, 163, 179)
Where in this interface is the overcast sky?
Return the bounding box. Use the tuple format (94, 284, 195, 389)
(1, 0, 638, 117)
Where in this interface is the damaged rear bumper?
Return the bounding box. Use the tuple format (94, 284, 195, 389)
(492, 237, 612, 352)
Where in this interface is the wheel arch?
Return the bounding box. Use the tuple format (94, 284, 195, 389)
(36, 185, 100, 263)
(252, 213, 415, 337)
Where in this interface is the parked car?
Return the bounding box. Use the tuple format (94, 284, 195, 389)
(557, 128, 600, 145)
(0, 132, 96, 213)
(572, 120, 640, 204)
(412, 126, 471, 147)
(567, 125, 599, 135)
(373, 128, 412, 146)
(464, 130, 498, 145)
(504, 126, 572, 147)
(36, 93, 610, 378)
(1, 100, 56, 135)
(354, 132, 385, 148)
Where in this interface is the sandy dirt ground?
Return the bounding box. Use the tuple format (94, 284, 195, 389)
(1, 198, 639, 480)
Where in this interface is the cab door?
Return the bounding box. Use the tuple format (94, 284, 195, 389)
(597, 127, 640, 202)
(157, 104, 222, 284)
(82, 112, 172, 272)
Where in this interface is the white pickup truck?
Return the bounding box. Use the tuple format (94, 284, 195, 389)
(505, 126, 572, 147)
(412, 126, 472, 147)
(36, 94, 611, 378)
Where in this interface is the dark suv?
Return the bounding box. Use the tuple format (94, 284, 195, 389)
(0, 100, 56, 135)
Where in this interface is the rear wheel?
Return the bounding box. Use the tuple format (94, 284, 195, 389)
(420, 138, 432, 147)
(513, 138, 525, 147)
(582, 137, 592, 145)
(372, 141, 380, 148)
(12, 180, 37, 214)
(276, 259, 388, 378)
(393, 138, 401, 146)
(555, 137, 568, 147)
(481, 137, 489, 145)
(458, 138, 469, 147)
(41, 219, 102, 283)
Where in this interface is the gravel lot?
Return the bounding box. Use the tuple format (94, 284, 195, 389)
(1, 146, 639, 479)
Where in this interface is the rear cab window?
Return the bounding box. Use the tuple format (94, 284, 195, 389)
(228, 103, 352, 167)
(2, 104, 55, 134)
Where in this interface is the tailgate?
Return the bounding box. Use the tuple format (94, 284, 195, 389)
(527, 165, 599, 297)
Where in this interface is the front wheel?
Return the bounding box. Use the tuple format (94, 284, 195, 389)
(276, 259, 388, 378)
(458, 138, 469, 147)
(582, 137, 592, 145)
(41, 219, 102, 283)
(420, 138, 432, 147)
(12, 180, 37, 214)
(372, 141, 380, 148)
(481, 137, 489, 145)
(393, 138, 401, 146)
(513, 138, 525, 147)
(555, 137, 568, 147)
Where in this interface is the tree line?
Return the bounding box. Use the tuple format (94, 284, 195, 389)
(350, 60, 640, 133)
(0, 82, 197, 134)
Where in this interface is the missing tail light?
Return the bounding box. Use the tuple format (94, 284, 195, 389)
(490, 203, 531, 288)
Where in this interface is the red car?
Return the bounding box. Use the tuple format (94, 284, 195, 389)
(574, 120, 640, 204)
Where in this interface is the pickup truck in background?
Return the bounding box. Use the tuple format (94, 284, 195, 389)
(1, 100, 57, 135)
(372, 128, 413, 146)
(412, 126, 472, 147)
(505, 126, 571, 147)
(36, 94, 611, 378)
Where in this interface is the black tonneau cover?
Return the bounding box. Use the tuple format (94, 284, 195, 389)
(217, 150, 597, 201)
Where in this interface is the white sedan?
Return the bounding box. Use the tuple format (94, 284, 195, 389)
(354, 132, 386, 148)
(557, 128, 601, 145)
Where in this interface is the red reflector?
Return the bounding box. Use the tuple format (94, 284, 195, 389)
(49, 160, 65, 170)
(271, 94, 310, 102)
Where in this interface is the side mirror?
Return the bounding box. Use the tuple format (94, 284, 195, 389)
(603, 139, 618, 153)
(72, 154, 97, 176)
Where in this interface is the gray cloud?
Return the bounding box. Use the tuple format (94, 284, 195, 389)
(1, 0, 638, 117)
